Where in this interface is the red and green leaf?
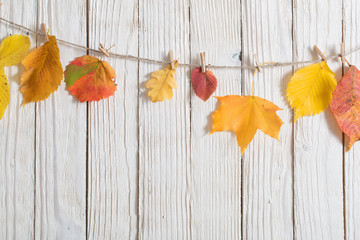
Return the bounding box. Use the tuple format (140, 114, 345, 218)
(191, 67, 217, 101)
(330, 65, 360, 151)
(64, 55, 117, 102)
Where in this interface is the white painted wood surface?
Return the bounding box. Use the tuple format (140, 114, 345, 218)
(0, 1, 36, 239)
(138, 0, 191, 239)
(293, 0, 344, 239)
(36, 1, 87, 239)
(344, 0, 360, 239)
(190, 1, 242, 239)
(0, 0, 359, 239)
(87, 0, 138, 239)
(242, 0, 293, 239)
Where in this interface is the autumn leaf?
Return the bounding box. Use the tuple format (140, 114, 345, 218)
(145, 60, 178, 102)
(0, 35, 30, 67)
(286, 61, 337, 121)
(20, 35, 63, 105)
(330, 65, 360, 151)
(0, 68, 10, 119)
(211, 95, 283, 155)
(191, 67, 217, 101)
(0, 35, 30, 119)
(64, 55, 117, 102)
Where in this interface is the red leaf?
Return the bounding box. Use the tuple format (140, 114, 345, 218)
(191, 67, 217, 101)
(330, 65, 360, 151)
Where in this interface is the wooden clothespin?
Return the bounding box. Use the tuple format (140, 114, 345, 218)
(99, 43, 115, 57)
(169, 50, 175, 69)
(41, 23, 49, 41)
(254, 54, 262, 73)
(313, 45, 327, 61)
(200, 52, 206, 72)
(340, 42, 345, 63)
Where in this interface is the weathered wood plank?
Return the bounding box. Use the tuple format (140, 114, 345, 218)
(0, 1, 36, 239)
(138, 0, 191, 238)
(189, 0, 242, 239)
(35, 1, 87, 239)
(293, 0, 344, 239)
(87, 0, 138, 239)
(344, 0, 360, 239)
(242, 0, 293, 239)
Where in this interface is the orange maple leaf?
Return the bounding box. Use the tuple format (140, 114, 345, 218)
(330, 65, 360, 151)
(211, 95, 283, 155)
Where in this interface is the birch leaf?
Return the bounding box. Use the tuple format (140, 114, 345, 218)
(191, 67, 217, 101)
(0, 68, 10, 119)
(145, 60, 178, 102)
(0, 35, 30, 67)
(286, 61, 337, 121)
(20, 35, 62, 105)
(65, 55, 117, 102)
(330, 65, 360, 151)
(211, 95, 283, 155)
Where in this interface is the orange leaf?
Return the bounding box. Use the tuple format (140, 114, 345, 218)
(64, 55, 117, 102)
(20, 35, 63, 105)
(191, 67, 217, 101)
(330, 65, 360, 151)
(211, 95, 283, 155)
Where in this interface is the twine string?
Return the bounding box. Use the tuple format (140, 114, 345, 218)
(251, 62, 275, 96)
(1, 16, 360, 70)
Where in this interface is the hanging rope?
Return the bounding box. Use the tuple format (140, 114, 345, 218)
(1, 16, 359, 70)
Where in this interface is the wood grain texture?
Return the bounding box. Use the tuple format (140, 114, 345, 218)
(1, 0, 359, 239)
(0, 1, 36, 239)
(242, 0, 293, 239)
(87, 0, 138, 239)
(190, 0, 242, 239)
(293, 0, 344, 239)
(35, 1, 87, 239)
(138, 0, 191, 239)
(344, 0, 360, 239)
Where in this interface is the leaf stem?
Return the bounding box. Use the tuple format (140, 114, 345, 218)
(251, 61, 276, 96)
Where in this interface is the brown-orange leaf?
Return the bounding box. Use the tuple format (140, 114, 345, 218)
(191, 67, 217, 101)
(211, 95, 283, 155)
(20, 35, 63, 105)
(330, 65, 360, 151)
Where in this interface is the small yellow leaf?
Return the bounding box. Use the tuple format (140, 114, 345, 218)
(286, 61, 337, 121)
(0, 35, 30, 67)
(0, 68, 10, 119)
(211, 95, 283, 155)
(145, 60, 178, 102)
(20, 35, 63, 105)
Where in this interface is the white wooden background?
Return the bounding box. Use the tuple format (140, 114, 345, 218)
(0, 0, 358, 239)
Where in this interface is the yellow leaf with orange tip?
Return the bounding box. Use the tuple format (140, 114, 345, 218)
(211, 95, 283, 155)
(0, 68, 10, 119)
(20, 35, 63, 105)
(286, 61, 337, 122)
(145, 60, 178, 102)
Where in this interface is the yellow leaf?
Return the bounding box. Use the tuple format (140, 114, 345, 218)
(20, 35, 63, 105)
(211, 95, 283, 155)
(0, 68, 10, 119)
(286, 61, 337, 121)
(145, 60, 178, 102)
(0, 35, 30, 67)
